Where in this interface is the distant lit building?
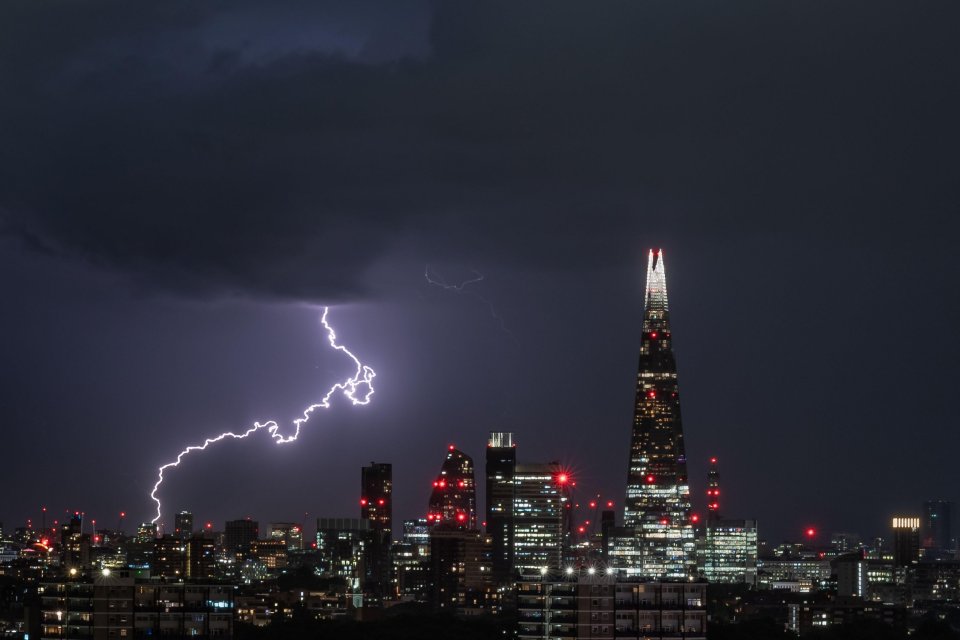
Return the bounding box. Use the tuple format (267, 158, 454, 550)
(699, 458, 758, 585)
(513, 462, 570, 576)
(251, 538, 288, 570)
(151, 534, 216, 579)
(427, 446, 477, 529)
(703, 520, 758, 585)
(393, 519, 430, 601)
(174, 511, 194, 540)
(268, 522, 304, 551)
(833, 552, 868, 598)
(316, 517, 373, 605)
(152, 535, 186, 578)
(136, 522, 157, 544)
(831, 532, 861, 553)
(623, 250, 696, 580)
(891, 517, 920, 568)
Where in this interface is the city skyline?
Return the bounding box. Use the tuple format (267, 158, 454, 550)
(3, 0, 960, 548)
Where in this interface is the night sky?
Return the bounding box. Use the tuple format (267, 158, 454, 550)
(2, 1, 959, 543)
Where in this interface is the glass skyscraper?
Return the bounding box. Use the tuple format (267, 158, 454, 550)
(623, 249, 696, 579)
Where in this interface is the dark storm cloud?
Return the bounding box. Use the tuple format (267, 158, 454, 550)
(1, 0, 958, 301)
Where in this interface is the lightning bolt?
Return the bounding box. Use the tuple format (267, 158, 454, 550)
(148, 307, 375, 525)
(424, 265, 513, 338)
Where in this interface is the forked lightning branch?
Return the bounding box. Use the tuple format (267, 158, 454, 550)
(148, 307, 376, 527)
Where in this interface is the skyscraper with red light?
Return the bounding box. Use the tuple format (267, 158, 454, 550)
(361, 462, 392, 602)
(361, 462, 393, 539)
(706, 458, 720, 524)
(700, 458, 758, 585)
(623, 249, 696, 579)
(427, 446, 477, 530)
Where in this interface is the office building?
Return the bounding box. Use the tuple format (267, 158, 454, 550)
(393, 519, 431, 601)
(513, 462, 570, 575)
(361, 462, 393, 601)
(268, 522, 304, 551)
(427, 446, 477, 529)
(315, 517, 373, 605)
(700, 458, 758, 585)
(623, 249, 695, 579)
(174, 511, 194, 540)
(486, 431, 517, 583)
(224, 519, 259, 556)
(517, 577, 706, 639)
(37, 569, 233, 639)
(429, 528, 495, 614)
(891, 517, 920, 567)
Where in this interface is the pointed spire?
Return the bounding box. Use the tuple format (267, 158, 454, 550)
(644, 248, 669, 313)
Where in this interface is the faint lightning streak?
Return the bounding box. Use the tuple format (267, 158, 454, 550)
(149, 307, 375, 525)
(424, 265, 513, 338)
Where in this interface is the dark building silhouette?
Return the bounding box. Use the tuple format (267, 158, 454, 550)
(361, 462, 392, 602)
(892, 516, 920, 567)
(600, 510, 615, 560)
(36, 571, 233, 638)
(427, 446, 477, 529)
(429, 528, 494, 614)
(486, 431, 516, 583)
(224, 519, 258, 556)
(152, 534, 216, 579)
(706, 457, 720, 524)
(174, 511, 194, 540)
(622, 249, 695, 578)
(922, 500, 952, 555)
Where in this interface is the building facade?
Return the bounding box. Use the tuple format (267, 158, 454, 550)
(517, 577, 706, 639)
(427, 446, 477, 529)
(37, 570, 234, 639)
(360, 462, 393, 602)
(622, 249, 695, 579)
(486, 431, 517, 583)
(513, 462, 570, 576)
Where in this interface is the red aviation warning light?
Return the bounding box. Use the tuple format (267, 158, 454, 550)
(607, 500, 614, 508)
(377, 498, 385, 506)
(646, 475, 655, 483)
(806, 527, 817, 539)
(691, 514, 700, 523)
(448, 444, 455, 451)
(556, 473, 569, 485)
(360, 498, 368, 506)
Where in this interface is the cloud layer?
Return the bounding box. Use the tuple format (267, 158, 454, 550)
(1, 1, 958, 300)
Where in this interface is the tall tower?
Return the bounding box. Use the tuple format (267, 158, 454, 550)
(623, 249, 695, 578)
(427, 446, 477, 530)
(486, 432, 517, 583)
(361, 462, 393, 602)
(706, 458, 720, 524)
